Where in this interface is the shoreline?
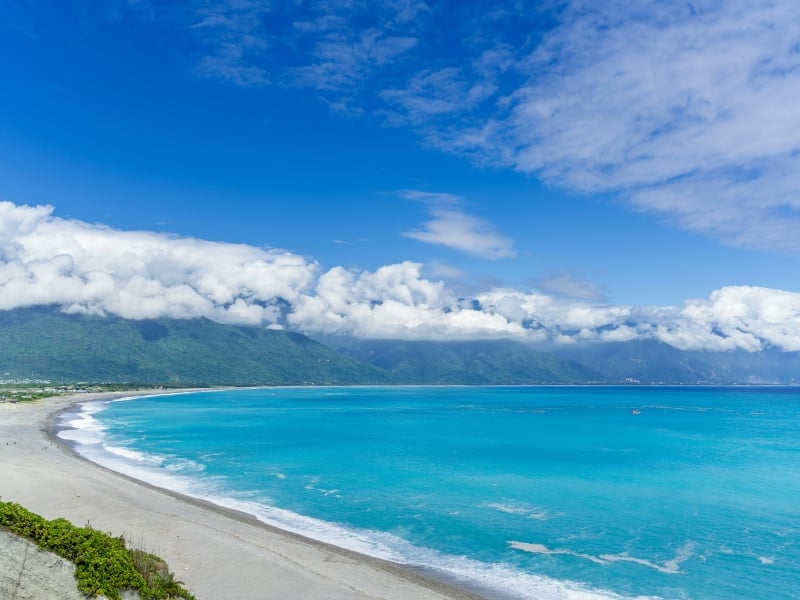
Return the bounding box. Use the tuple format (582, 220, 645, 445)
(1, 391, 489, 600)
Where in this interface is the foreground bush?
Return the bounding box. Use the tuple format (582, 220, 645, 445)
(0, 500, 195, 599)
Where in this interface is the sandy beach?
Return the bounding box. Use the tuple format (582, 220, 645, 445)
(0, 393, 485, 600)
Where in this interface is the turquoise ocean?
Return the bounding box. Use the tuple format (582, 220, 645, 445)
(57, 386, 800, 599)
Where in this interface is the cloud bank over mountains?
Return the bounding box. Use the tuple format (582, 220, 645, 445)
(2, 201, 799, 352)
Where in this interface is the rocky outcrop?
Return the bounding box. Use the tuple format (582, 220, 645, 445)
(0, 529, 86, 600)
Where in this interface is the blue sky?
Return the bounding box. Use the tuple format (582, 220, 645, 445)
(2, 1, 800, 349)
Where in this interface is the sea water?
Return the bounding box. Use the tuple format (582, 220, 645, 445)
(57, 386, 800, 599)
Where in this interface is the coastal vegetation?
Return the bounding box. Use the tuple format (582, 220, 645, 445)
(0, 500, 195, 599)
(0, 386, 56, 403)
(0, 383, 175, 404)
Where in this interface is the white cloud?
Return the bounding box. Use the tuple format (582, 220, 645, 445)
(288, 261, 530, 340)
(404, 208, 516, 259)
(381, 66, 496, 124)
(0, 201, 317, 325)
(290, 30, 418, 93)
(2, 201, 800, 351)
(181, 0, 424, 111)
(189, 0, 271, 86)
(532, 274, 608, 302)
(423, 261, 466, 281)
(97, 1, 800, 251)
(398, 190, 461, 206)
(656, 286, 800, 352)
(401, 191, 516, 259)
(444, 1, 800, 251)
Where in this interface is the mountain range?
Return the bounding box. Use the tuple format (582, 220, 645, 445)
(1, 307, 798, 385)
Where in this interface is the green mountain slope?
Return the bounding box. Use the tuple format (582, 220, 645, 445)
(554, 340, 800, 384)
(4, 308, 798, 385)
(0, 308, 389, 385)
(325, 338, 605, 384)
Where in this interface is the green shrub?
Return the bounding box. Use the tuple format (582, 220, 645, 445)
(0, 501, 48, 539)
(0, 501, 196, 599)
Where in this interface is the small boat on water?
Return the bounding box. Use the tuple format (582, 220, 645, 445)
(630, 409, 641, 415)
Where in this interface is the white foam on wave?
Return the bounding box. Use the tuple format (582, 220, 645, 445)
(600, 542, 694, 575)
(510, 540, 695, 575)
(213, 498, 637, 600)
(483, 502, 550, 520)
(57, 427, 102, 445)
(509, 542, 608, 565)
(104, 445, 164, 464)
(57, 395, 160, 446)
(164, 458, 207, 473)
(57, 401, 112, 445)
(303, 476, 341, 497)
(57, 400, 211, 497)
(642, 404, 733, 414)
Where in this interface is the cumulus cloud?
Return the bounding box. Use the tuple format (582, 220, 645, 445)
(0, 201, 317, 325)
(2, 201, 800, 351)
(654, 286, 800, 352)
(288, 261, 528, 339)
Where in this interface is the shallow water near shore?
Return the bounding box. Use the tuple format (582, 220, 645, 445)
(58, 386, 800, 599)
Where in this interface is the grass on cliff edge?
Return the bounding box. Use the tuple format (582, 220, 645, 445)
(0, 500, 195, 599)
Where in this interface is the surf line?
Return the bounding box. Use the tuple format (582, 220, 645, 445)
(508, 541, 694, 574)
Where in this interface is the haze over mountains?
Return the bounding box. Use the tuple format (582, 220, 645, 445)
(3, 307, 798, 386)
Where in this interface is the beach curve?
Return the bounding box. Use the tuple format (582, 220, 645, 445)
(0, 392, 486, 600)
